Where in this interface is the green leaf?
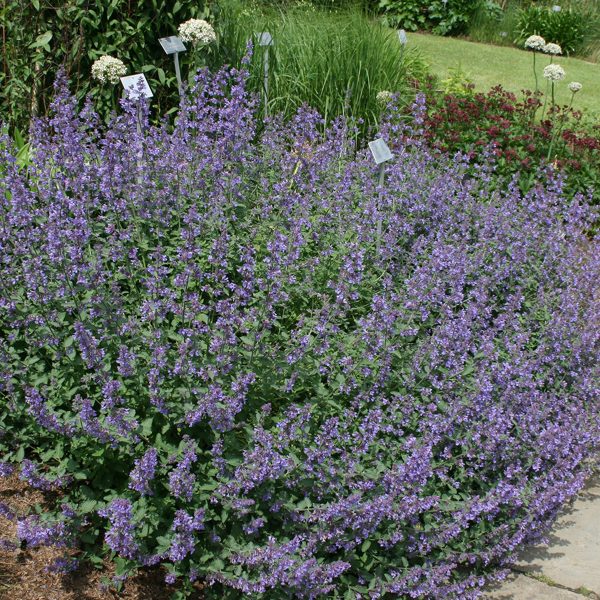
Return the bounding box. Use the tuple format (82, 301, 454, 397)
(79, 499, 99, 514)
(13, 128, 26, 150)
(29, 31, 53, 49)
(141, 417, 154, 436)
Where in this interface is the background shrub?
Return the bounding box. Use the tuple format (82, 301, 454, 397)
(515, 3, 591, 55)
(467, 0, 522, 46)
(377, 0, 484, 35)
(0, 0, 211, 133)
(0, 66, 598, 597)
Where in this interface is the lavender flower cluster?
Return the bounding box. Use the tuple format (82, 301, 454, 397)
(0, 63, 598, 598)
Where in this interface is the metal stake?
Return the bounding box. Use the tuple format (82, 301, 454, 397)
(136, 102, 143, 187)
(174, 52, 183, 96)
(368, 138, 393, 256)
(263, 46, 270, 116)
(257, 32, 273, 117)
(376, 163, 385, 254)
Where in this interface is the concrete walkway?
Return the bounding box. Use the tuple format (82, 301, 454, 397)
(486, 473, 600, 599)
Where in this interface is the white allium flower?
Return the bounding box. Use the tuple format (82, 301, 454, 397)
(543, 42, 562, 55)
(543, 64, 566, 81)
(525, 35, 546, 51)
(178, 19, 216, 47)
(568, 81, 582, 93)
(91, 55, 127, 85)
(376, 90, 393, 106)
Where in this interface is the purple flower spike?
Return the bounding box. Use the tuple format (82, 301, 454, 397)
(129, 447, 159, 496)
(98, 498, 139, 559)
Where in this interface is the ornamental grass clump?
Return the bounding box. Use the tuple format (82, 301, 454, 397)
(0, 66, 599, 598)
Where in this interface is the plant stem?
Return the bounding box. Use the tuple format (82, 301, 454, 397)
(547, 92, 574, 162)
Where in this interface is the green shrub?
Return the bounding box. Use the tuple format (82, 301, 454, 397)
(377, 0, 484, 35)
(516, 4, 589, 55)
(440, 66, 475, 96)
(0, 0, 214, 133)
(467, 0, 522, 46)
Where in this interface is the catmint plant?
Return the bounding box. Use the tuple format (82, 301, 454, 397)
(0, 63, 597, 598)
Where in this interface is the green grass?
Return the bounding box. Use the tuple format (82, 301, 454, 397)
(410, 32, 600, 114)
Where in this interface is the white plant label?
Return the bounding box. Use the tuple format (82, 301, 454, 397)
(398, 29, 407, 45)
(159, 36, 187, 55)
(120, 74, 153, 99)
(368, 138, 393, 165)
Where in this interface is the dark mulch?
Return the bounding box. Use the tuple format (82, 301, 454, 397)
(0, 475, 203, 600)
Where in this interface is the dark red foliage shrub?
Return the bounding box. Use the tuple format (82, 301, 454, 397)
(409, 82, 600, 203)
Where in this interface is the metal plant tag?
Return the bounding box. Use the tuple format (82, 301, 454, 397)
(398, 29, 407, 45)
(257, 31, 273, 46)
(120, 74, 153, 99)
(159, 36, 186, 55)
(368, 138, 393, 165)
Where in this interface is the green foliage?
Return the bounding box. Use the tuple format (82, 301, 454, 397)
(440, 65, 474, 96)
(377, 0, 484, 35)
(0, 0, 210, 132)
(516, 4, 590, 55)
(467, 0, 522, 46)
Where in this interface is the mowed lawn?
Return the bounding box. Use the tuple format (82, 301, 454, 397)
(411, 32, 600, 114)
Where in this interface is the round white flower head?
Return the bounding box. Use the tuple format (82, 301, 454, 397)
(543, 64, 565, 81)
(376, 90, 394, 106)
(91, 55, 127, 85)
(525, 35, 546, 51)
(568, 81, 582, 93)
(543, 42, 562, 55)
(178, 19, 216, 47)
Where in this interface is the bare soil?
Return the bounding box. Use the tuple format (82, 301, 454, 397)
(0, 475, 203, 600)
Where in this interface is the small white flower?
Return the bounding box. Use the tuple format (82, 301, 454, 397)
(91, 55, 127, 85)
(178, 19, 216, 48)
(543, 42, 562, 55)
(525, 35, 546, 51)
(568, 81, 582, 93)
(376, 90, 394, 106)
(543, 64, 566, 81)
